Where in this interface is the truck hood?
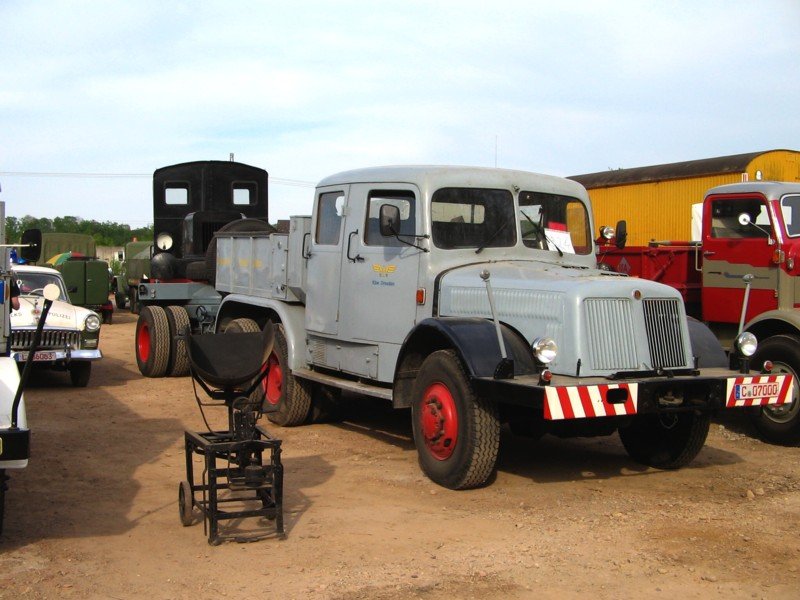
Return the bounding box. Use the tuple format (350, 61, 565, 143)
(438, 260, 693, 377)
(11, 297, 89, 331)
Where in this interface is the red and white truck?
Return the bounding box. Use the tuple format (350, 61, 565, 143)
(598, 181, 800, 444)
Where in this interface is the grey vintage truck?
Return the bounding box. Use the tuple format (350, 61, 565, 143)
(192, 166, 792, 489)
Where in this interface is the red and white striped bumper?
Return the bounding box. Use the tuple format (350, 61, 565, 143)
(725, 374, 794, 408)
(544, 383, 638, 420)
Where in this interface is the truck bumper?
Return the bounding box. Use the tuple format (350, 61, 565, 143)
(473, 369, 793, 421)
(0, 428, 30, 469)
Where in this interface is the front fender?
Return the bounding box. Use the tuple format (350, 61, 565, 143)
(745, 309, 800, 341)
(216, 295, 307, 371)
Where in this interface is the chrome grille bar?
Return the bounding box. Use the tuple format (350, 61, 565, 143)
(11, 329, 81, 350)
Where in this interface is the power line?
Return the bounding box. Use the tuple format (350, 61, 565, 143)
(0, 171, 317, 188)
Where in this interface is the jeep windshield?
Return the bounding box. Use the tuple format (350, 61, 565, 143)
(14, 271, 69, 301)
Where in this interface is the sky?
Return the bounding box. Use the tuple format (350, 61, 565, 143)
(1, 0, 799, 229)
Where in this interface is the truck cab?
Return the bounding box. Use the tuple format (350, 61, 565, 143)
(214, 167, 794, 489)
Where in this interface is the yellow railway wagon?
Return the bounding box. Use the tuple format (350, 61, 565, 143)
(569, 149, 800, 246)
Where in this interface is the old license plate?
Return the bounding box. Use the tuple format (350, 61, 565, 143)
(19, 350, 57, 362)
(735, 381, 780, 400)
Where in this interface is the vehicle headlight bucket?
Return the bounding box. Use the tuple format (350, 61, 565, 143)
(735, 331, 757, 357)
(532, 337, 558, 364)
(84, 313, 101, 332)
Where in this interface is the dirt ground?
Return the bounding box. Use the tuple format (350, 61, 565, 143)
(1, 310, 799, 599)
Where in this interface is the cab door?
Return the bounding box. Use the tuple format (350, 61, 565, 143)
(305, 186, 348, 335)
(338, 183, 423, 346)
(702, 194, 778, 323)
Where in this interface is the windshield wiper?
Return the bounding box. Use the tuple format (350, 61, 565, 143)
(522, 212, 563, 257)
(475, 220, 510, 254)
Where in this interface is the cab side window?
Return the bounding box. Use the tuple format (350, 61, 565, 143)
(710, 198, 770, 239)
(364, 190, 416, 247)
(315, 191, 345, 245)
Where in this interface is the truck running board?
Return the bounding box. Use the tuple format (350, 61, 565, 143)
(294, 368, 393, 401)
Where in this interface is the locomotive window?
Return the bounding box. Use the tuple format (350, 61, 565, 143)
(165, 185, 189, 205)
(233, 185, 254, 206)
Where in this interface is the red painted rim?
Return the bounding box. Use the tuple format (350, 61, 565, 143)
(419, 382, 458, 460)
(137, 322, 150, 362)
(263, 352, 282, 405)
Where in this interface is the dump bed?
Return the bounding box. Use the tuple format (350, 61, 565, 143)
(215, 216, 311, 303)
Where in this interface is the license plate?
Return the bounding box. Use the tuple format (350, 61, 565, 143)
(735, 382, 780, 400)
(18, 350, 57, 362)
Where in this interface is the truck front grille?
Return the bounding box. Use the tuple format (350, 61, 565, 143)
(642, 298, 686, 368)
(11, 329, 80, 351)
(585, 299, 638, 370)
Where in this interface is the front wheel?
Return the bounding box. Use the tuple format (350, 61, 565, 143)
(69, 362, 92, 387)
(619, 411, 710, 469)
(411, 350, 500, 490)
(749, 334, 800, 445)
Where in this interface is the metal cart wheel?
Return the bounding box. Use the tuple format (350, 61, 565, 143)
(178, 480, 194, 526)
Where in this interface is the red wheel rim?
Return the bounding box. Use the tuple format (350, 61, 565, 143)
(263, 352, 282, 405)
(137, 322, 150, 362)
(419, 382, 458, 460)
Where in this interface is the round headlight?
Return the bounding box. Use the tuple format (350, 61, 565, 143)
(735, 331, 757, 357)
(532, 337, 558, 364)
(84, 313, 101, 332)
(156, 232, 174, 251)
(600, 225, 615, 240)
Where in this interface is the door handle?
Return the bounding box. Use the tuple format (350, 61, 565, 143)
(703, 251, 715, 257)
(346, 230, 364, 263)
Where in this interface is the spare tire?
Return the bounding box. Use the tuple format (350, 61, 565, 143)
(185, 260, 207, 281)
(205, 219, 275, 286)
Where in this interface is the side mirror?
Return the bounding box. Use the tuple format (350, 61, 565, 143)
(379, 204, 401, 237)
(43, 283, 60, 302)
(738, 212, 752, 227)
(614, 220, 628, 249)
(20, 229, 42, 262)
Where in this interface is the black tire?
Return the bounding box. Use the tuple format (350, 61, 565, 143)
(0, 469, 7, 536)
(205, 219, 274, 286)
(411, 349, 500, 490)
(115, 292, 127, 310)
(264, 324, 312, 426)
(135, 306, 170, 377)
(102, 308, 113, 325)
(69, 362, 92, 387)
(129, 287, 140, 315)
(748, 334, 800, 445)
(165, 305, 191, 377)
(178, 480, 194, 527)
(619, 412, 710, 469)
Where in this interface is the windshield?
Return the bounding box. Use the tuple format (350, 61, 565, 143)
(431, 188, 516, 249)
(13, 271, 69, 302)
(781, 194, 800, 237)
(518, 191, 591, 254)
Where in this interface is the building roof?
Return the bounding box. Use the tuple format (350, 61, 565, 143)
(568, 150, 789, 189)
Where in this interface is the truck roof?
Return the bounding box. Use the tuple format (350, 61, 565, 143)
(705, 181, 800, 199)
(317, 165, 588, 199)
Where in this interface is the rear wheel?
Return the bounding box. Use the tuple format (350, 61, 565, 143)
(619, 411, 710, 469)
(264, 324, 311, 426)
(69, 362, 92, 387)
(411, 350, 500, 490)
(129, 287, 140, 314)
(164, 305, 191, 377)
(178, 480, 195, 526)
(114, 291, 127, 310)
(749, 334, 800, 445)
(135, 306, 170, 377)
